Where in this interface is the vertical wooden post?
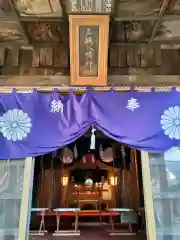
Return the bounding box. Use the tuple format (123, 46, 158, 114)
(131, 148, 140, 208)
(48, 152, 54, 210)
(141, 152, 156, 240)
(18, 157, 35, 240)
(38, 155, 44, 207)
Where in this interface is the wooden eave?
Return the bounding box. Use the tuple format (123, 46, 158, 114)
(0, 0, 180, 86)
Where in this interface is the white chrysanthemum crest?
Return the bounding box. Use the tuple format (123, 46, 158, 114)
(0, 109, 32, 141)
(126, 98, 140, 111)
(161, 106, 180, 140)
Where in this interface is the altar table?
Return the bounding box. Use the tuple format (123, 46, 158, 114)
(74, 199, 99, 209)
(30, 208, 49, 236)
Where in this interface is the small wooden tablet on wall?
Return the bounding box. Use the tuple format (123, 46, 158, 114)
(69, 15, 109, 86)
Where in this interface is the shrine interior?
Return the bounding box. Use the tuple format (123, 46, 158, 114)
(29, 130, 146, 236)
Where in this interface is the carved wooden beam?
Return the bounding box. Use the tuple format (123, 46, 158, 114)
(149, 0, 171, 43)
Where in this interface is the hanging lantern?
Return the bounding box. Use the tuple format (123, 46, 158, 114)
(109, 175, 118, 186)
(61, 176, 69, 186)
(60, 147, 73, 164)
(99, 144, 113, 163)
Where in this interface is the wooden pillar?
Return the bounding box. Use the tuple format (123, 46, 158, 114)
(131, 148, 140, 209)
(18, 157, 35, 240)
(37, 155, 44, 207)
(141, 152, 156, 240)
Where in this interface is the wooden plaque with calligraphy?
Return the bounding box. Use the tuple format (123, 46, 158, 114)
(69, 15, 109, 86)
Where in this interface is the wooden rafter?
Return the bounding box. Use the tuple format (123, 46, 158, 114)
(148, 0, 172, 43)
(7, 0, 29, 44)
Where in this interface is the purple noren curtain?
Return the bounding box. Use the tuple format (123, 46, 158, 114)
(0, 91, 90, 159)
(0, 89, 180, 159)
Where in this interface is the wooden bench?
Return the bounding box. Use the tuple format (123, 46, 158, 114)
(41, 210, 120, 217)
(52, 208, 81, 236)
(61, 210, 121, 230)
(30, 208, 49, 236)
(107, 208, 137, 236)
(36, 209, 121, 234)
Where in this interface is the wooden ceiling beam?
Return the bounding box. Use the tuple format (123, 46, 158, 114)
(111, 39, 180, 45)
(114, 14, 180, 21)
(0, 75, 180, 86)
(149, 0, 171, 43)
(0, 42, 28, 48)
(20, 16, 65, 23)
(18, 14, 180, 23)
(0, 17, 22, 24)
(1, 39, 180, 48)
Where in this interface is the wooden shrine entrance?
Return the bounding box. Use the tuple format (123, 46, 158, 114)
(1, 1, 180, 239)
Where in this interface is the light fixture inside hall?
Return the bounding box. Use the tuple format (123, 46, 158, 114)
(61, 176, 69, 186)
(109, 176, 117, 186)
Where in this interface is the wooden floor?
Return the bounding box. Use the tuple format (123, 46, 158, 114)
(29, 230, 146, 240)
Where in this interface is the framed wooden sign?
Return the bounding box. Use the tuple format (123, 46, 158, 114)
(65, 0, 115, 14)
(69, 15, 109, 86)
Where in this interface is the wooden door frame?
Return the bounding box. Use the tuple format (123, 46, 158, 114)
(18, 157, 35, 240)
(16, 153, 156, 240)
(141, 151, 156, 240)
